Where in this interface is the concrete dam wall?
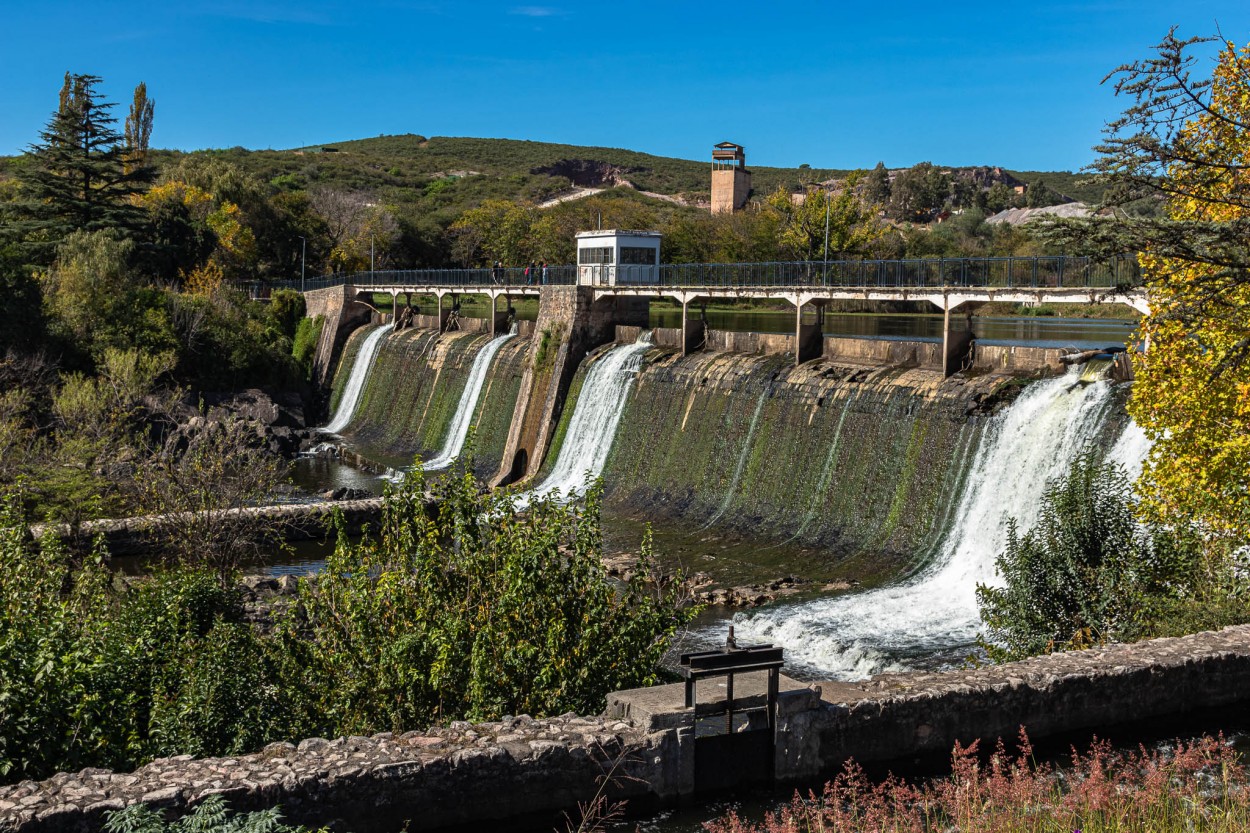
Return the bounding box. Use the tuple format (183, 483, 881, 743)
(328, 325, 529, 479)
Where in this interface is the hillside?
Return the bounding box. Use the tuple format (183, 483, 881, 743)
(2, 133, 1105, 221)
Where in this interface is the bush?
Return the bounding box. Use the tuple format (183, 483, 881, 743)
(0, 493, 280, 780)
(976, 453, 1245, 661)
(272, 463, 697, 734)
(104, 794, 314, 833)
(291, 315, 323, 379)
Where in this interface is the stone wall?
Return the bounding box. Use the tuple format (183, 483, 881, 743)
(36, 498, 388, 557)
(972, 343, 1066, 375)
(304, 286, 373, 386)
(704, 328, 795, 357)
(8, 626, 1250, 832)
(0, 716, 669, 833)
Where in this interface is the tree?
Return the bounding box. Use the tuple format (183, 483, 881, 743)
(864, 161, 891, 205)
(448, 198, 535, 266)
(886, 162, 951, 222)
(274, 468, 697, 731)
(765, 172, 885, 262)
(309, 187, 399, 272)
(123, 81, 154, 174)
(14, 73, 153, 261)
(1037, 32, 1250, 543)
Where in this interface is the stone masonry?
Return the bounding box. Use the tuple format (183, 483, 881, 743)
(5, 626, 1250, 832)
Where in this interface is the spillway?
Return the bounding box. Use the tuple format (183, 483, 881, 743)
(730, 367, 1141, 680)
(420, 326, 518, 472)
(520, 331, 653, 504)
(323, 324, 392, 434)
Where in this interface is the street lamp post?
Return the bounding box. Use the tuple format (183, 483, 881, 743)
(823, 187, 831, 283)
(298, 236, 306, 292)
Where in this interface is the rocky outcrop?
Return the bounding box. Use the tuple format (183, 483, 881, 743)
(530, 159, 643, 189)
(162, 389, 311, 458)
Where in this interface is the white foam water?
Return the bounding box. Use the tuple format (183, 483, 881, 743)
(517, 332, 653, 505)
(1106, 417, 1152, 481)
(729, 368, 1144, 680)
(323, 324, 393, 434)
(421, 326, 518, 471)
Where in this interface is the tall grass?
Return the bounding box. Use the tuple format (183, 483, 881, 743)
(707, 731, 1248, 833)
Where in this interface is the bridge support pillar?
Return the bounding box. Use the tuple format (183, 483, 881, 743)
(794, 301, 824, 366)
(941, 302, 981, 377)
(681, 300, 705, 356)
(492, 294, 513, 336)
(438, 293, 452, 333)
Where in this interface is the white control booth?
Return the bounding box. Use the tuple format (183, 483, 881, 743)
(576, 229, 661, 286)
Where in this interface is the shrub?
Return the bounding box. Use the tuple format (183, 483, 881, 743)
(291, 315, 323, 379)
(272, 463, 697, 734)
(976, 453, 1244, 661)
(104, 794, 315, 833)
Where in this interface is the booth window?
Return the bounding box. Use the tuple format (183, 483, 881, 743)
(579, 247, 614, 265)
(620, 246, 657, 265)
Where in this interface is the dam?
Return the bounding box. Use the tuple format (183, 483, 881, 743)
(301, 255, 1146, 681)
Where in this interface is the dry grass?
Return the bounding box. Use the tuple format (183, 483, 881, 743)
(706, 730, 1248, 833)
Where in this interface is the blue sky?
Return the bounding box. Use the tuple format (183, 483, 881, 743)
(2, 1, 1247, 171)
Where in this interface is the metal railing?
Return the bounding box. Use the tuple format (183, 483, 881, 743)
(264, 255, 1140, 294)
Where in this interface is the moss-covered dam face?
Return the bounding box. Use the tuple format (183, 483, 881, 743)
(329, 325, 529, 479)
(600, 352, 1014, 580)
(328, 315, 1118, 592)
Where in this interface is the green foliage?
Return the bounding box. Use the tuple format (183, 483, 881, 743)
(267, 289, 305, 340)
(272, 465, 697, 732)
(887, 161, 952, 222)
(533, 325, 559, 373)
(104, 794, 314, 833)
(11, 73, 154, 263)
(0, 247, 45, 353)
(291, 315, 323, 378)
(976, 454, 1245, 661)
(0, 494, 283, 780)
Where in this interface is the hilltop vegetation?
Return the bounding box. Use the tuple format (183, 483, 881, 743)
(1, 129, 1103, 276)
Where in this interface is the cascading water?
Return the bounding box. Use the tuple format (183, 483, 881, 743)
(730, 367, 1145, 680)
(420, 326, 518, 471)
(519, 332, 653, 504)
(323, 324, 393, 434)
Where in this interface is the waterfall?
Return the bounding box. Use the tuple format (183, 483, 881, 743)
(421, 326, 518, 471)
(730, 367, 1145, 680)
(519, 332, 653, 504)
(323, 324, 393, 434)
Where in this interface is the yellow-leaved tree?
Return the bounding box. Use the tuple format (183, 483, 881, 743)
(1038, 31, 1250, 545)
(1131, 40, 1250, 543)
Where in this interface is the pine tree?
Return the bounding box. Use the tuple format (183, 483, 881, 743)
(13, 73, 154, 263)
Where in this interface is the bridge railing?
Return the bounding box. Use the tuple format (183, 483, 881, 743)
(274, 255, 1139, 293)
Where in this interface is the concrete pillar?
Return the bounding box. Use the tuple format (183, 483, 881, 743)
(941, 302, 977, 377)
(437, 292, 451, 333)
(681, 300, 705, 356)
(794, 301, 823, 366)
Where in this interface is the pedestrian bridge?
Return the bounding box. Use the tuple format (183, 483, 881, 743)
(290, 255, 1148, 373)
(287, 255, 1148, 313)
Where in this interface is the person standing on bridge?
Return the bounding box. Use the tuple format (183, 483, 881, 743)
(492, 261, 502, 285)
(541, 262, 549, 284)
